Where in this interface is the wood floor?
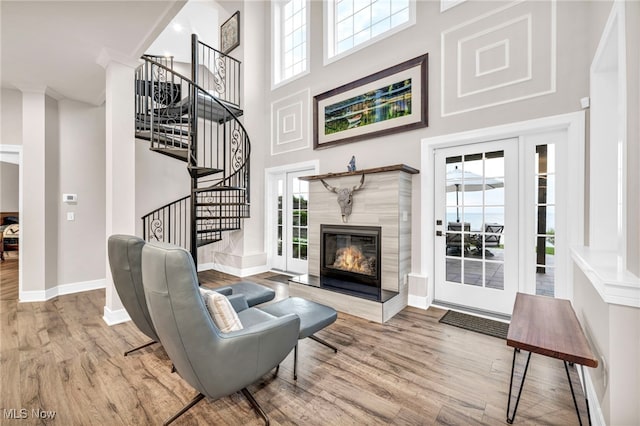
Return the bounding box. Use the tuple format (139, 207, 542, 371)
(0, 267, 589, 425)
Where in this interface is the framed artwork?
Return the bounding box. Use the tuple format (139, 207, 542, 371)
(220, 11, 240, 54)
(313, 54, 428, 150)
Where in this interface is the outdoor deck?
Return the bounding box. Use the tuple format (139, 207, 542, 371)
(446, 248, 555, 297)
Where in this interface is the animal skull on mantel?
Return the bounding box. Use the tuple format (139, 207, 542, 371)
(319, 174, 365, 223)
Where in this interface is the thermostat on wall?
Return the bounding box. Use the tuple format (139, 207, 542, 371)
(63, 193, 77, 203)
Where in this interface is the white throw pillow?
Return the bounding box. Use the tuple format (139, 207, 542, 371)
(199, 288, 243, 333)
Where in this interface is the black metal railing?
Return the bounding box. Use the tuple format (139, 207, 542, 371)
(142, 196, 191, 248)
(195, 36, 241, 108)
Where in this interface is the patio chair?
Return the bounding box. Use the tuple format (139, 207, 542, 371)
(471, 223, 504, 256)
(446, 222, 471, 255)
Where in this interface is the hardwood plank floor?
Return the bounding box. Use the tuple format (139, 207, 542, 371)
(0, 269, 589, 425)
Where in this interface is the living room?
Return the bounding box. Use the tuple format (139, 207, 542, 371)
(1, 0, 639, 424)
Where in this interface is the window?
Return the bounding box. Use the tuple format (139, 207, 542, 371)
(273, 0, 309, 87)
(325, 0, 414, 62)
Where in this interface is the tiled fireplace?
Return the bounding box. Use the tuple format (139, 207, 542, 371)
(289, 164, 418, 323)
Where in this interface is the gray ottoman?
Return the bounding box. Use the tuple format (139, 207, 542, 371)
(260, 297, 338, 379)
(214, 281, 276, 307)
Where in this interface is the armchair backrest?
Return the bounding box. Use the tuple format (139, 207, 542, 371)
(107, 235, 158, 342)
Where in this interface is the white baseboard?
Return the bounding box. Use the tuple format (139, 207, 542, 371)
(19, 278, 106, 302)
(582, 368, 606, 426)
(408, 294, 429, 310)
(103, 306, 131, 326)
(200, 262, 270, 278)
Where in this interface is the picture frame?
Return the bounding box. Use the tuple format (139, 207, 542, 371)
(313, 54, 428, 150)
(220, 11, 240, 55)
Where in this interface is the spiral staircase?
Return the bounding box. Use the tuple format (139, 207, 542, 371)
(135, 35, 250, 268)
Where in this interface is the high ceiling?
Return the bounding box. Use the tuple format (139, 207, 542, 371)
(1, 0, 186, 105)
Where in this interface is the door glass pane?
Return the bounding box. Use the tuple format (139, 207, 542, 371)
(277, 179, 284, 256)
(291, 177, 309, 261)
(535, 144, 555, 296)
(445, 150, 505, 289)
(485, 261, 504, 290)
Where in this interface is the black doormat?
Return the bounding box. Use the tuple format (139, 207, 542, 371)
(266, 274, 291, 284)
(439, 310, 509, 339)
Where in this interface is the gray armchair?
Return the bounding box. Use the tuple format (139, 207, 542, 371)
(107, 235, 276, 356)
(108, 235, 159, 355)
(141, 242, 300, 425)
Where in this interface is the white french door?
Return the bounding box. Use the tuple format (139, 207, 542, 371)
(434, 139, 519, 315)
(268, 169, 311, 275)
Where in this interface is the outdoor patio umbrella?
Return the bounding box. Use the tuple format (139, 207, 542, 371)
(446, 166, 504, 222)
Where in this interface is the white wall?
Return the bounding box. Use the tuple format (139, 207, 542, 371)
(1, 88, 23, 145)
(134, 140, 190, 239)
(243, 0, 592, 289)
(0, 161, 19, 211)
(57, 99, 106, 286)
(146, 0, 219, 61)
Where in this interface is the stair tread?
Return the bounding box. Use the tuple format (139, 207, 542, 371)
(194, 185, 247, 193)
(196, 228, 241, 234)
(189, 167, 224, 179)
(194, 202, 249, 206)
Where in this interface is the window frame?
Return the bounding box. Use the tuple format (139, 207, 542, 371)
(272, 0, 311, 89)
(323, 0, 416, 65)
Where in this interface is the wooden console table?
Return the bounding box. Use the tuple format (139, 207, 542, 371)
(506, 293, 598, 425)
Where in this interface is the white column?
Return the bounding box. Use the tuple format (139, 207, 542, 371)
(98, 50, 139, 325)
(19, 88, 47, 298)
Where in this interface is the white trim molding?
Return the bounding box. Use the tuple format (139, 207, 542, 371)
(20, 278, 106, 303)
(441, 0, 556, 116)
(0, 144, 23, 300)
(103, 306, 131, 326)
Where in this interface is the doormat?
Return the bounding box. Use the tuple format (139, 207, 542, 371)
(266, 274, 292, 284)
(439, 310, 509, 339)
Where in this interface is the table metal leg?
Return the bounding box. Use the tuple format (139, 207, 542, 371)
(506, 348, 532, 424)
(564, 361, 592, 426)
(580, 365, 592, 426)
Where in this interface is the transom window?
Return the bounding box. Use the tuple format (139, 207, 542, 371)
(326, 0, 414, 61)
(273, 0, 309, 86)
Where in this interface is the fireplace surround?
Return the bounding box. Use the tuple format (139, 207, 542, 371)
(290, 164, 418, 323)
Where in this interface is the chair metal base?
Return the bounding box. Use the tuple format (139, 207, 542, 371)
(162, 388, 270, 425)
(163, 392, 205, 425)
(241, 388, 270, 425)
(293, 334, 338, 380)
(123, 339, 157, 356)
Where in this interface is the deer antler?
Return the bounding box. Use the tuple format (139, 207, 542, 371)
(352, 174, 365, 191)
(320, 178, 338, 193)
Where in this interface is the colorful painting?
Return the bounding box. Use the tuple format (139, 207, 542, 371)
(313, 54, 428, 149)
(324, 79, 413, 136)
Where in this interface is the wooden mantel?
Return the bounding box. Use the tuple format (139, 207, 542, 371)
(299, 164, 419, 181)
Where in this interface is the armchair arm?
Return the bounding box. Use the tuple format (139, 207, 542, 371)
(214, 286, 233, 296)
(226, 294, 249, 312)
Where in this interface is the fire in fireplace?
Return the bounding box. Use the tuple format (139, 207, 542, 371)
(320, 224, 381, 288)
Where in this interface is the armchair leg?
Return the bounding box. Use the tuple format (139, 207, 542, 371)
(309, 335, 338, 353)
(124, 339, 157, 356)
(163, 392, 205, 425)
(241, 388, 270, 426)
(293, 344, 298, 380)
